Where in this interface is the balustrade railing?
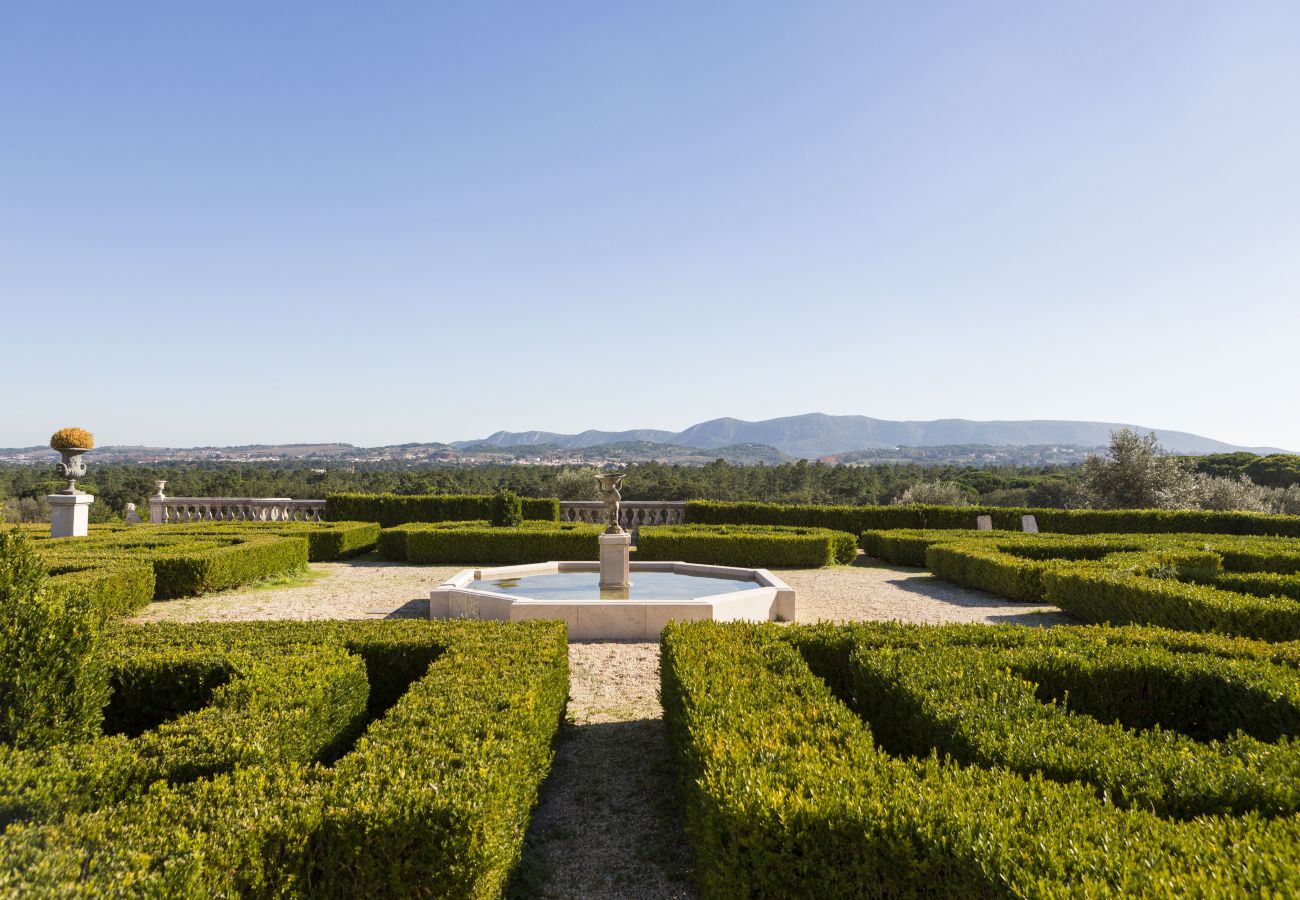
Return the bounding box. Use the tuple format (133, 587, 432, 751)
(149, 497, 326, 524)
(559, 501, 686, 528)
(143, 494, 685, 529)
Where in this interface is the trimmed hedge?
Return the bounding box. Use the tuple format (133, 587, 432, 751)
(380, 521, 603, 565)
(325, 493, 560, 527)
(0, 645, 368, 826)
(34, 532, 310, 601)
(1, 531, 112, 750)
(662, 619, 1300, 897)
(637, 524, 856, 567)
(847, 640, 1300, 819)
(26, 522, 378, 563)
(489, 490, 524, 527)
(687, 499, 1300, 538)
(0, 619, 569, 897)
(862, 529, 1300, 641)
(164, 522, 380, 561)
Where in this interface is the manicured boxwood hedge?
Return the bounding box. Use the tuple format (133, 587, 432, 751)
(637, 524, 856, 568)
(29, 521, 379, 563)
(662, 619, 1300, 897)
(380, 521, 603, 565)
(325, 493, 560, 527)
(0, 644, 369, 826)
(34, 531, 310, 601)
(687, 499, 1300, 538)
(861, 529, 1300, 640)
(0, 618, 569, 897)
(161, 522, 380, 561)
(1, 532, 119, 751)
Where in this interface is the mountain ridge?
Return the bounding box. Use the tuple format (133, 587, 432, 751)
(455, 413, 1290, 458)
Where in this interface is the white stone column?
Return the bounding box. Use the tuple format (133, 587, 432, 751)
(49, 493, 94, 538)
(149, 481, 166, 524)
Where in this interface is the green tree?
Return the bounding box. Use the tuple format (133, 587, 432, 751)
(891, 480, 977, 506)
(1076, 430, 1197, 509)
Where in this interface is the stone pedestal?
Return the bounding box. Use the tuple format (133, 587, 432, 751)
(598, 531, 632, 589)
(49, 492, 94, 538)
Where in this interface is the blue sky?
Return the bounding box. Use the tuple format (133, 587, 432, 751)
(3, 2, 1298, 450)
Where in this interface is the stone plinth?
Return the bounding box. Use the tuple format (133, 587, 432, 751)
(598, 531, 632, 589)
(49, 492, 94, 538)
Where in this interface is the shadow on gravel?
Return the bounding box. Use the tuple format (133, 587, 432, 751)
(509, 718, 696, 900)
(880, 571, 1076, 626)
(382, 599, 429, 619)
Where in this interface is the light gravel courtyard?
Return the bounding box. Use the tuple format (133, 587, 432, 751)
(129, 553, 1069, 628)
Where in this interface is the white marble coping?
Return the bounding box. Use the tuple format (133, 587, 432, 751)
(430, 560, 796, 640)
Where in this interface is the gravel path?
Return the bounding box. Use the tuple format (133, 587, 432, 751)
(788, 556, 1070, 628)
(129, 557, 459, 623)
(510, 643, 694, 899)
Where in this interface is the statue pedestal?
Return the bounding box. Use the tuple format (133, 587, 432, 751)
(598, 532, 632, 589)
(49, 492, 94, 538)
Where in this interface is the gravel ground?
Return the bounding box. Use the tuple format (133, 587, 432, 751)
(129, 552, 1069, 899)
(128, 556, 460, 623)
(788, 556, 1071, 628)
(509, 643, 694, 900)
(130, 553, 1070, 628)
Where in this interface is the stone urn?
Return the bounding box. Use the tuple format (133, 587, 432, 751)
(55, 447, 90, 494)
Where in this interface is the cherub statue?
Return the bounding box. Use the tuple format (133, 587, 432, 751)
(594, 472, 627, 534)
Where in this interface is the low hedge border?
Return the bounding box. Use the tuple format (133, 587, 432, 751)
(156, 522, 381, 561)
(846, 639, 1300, 819)
(0, 619, 569, 897)
(30, 521, 379, 563)
(0, 645, 368, 827)
(687, 499, 1300, 538)
(379, 521, 603, 565)
(35, 533, 310, 600)
(662, 620, 1300, 897)
(862, 529, 1300, 640)
(637, 524, 857, 567)
(325, 493, 560, 527)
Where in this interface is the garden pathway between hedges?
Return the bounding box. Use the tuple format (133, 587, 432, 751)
(129, 553, 1069, 898)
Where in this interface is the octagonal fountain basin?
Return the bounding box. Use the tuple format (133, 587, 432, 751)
(430, 561, 795, 641)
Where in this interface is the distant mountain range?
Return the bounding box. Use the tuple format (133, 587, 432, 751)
(1, 414, 1288, 468)
(456, 413, 1290, 458)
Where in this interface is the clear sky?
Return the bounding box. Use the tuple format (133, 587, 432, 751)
(3, 2, 1297, 450)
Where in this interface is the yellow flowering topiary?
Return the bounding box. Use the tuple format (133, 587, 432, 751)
(50, 427, 95, 451)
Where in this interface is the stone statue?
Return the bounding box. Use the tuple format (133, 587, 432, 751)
(594, 472, 627, 534)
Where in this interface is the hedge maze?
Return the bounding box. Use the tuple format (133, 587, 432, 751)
(0, 617, 569, 897)
(860, 529, 1300, 640)
(663, 620, 1300, 897)
(20, 521, 380, 615)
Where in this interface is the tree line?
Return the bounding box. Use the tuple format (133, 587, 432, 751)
(5, 438, 1297, 524)
(0, 458, 1078, 522)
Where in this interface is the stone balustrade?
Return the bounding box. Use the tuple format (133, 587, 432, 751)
(559, 501, 686, 528)
(149, 497, 326, 524)
(143, 493, 685, 529)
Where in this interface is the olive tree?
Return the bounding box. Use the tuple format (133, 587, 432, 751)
(891, 480, 976, 506)
(1076, 429, 1199, 509)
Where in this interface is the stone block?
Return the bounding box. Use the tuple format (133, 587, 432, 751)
(48, 493, 94, 538)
